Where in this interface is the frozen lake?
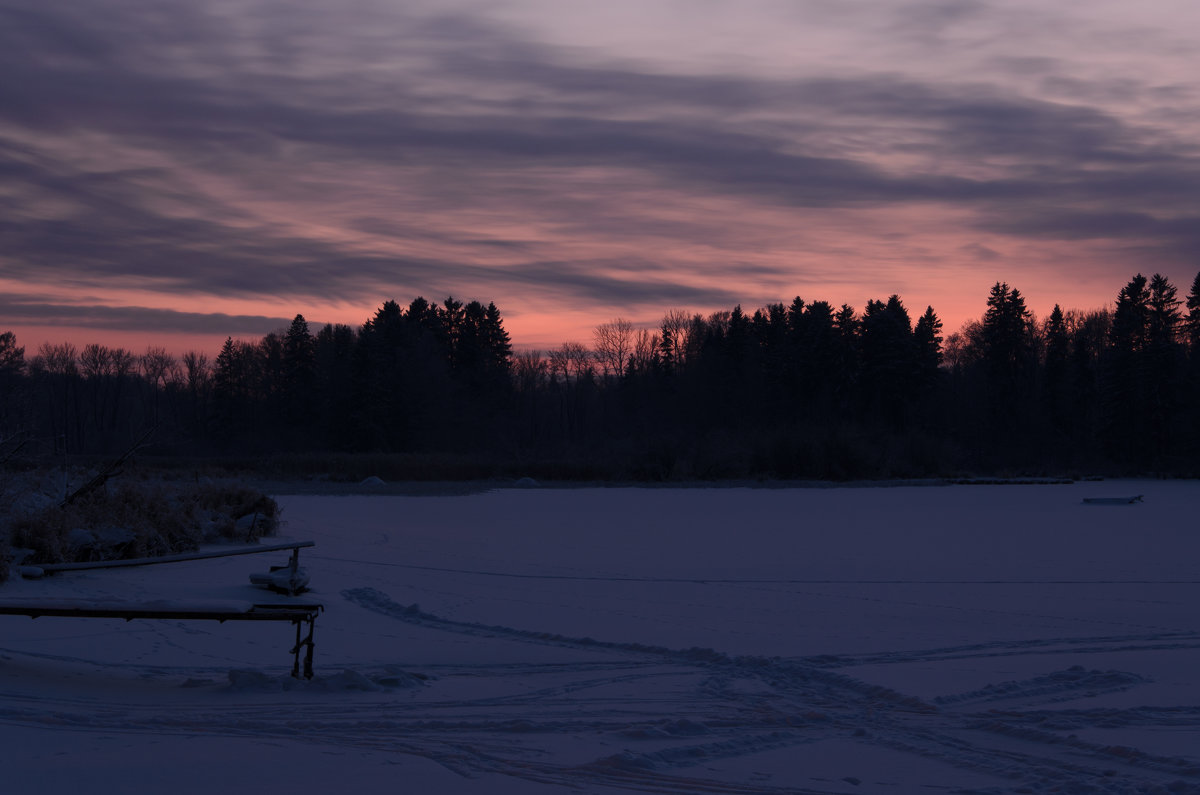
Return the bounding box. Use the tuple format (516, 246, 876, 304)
(3, 481, 1200, 793)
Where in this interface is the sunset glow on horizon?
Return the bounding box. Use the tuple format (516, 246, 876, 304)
(2, 0, 1198, 357)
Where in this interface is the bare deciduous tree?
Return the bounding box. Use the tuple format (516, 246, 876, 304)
(661, 309, 694, 366)
(549, 342, 593, 385)
(80, 344, 113, 379)
(593, 318, 634, 379)
(630, 329, 659, 373)
(513, 349, 547, 392)
(111, 348, 136, 378)
(141, 347, 178, 390)
(34, 342, 78, 376)
(182, 351, 211, 393)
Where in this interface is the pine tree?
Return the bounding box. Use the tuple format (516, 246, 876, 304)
(1110, 274, 1149, 354)
(860, 296, 915, 422)
(1147, 274, 1181, 349)
(1186, 271, 1200, 354)
(800, 300, 837, 407)
(1145, 274, 1184, 462)
(658, 324, 675, 374)
(0, 331, 25, 375)
(831, 304, 860, 401)
(483, 302, 512, 376)
(0, 330, 26, 430)
(1102, 274, 1152, 467)
(913, 306, 944, 383)
(1042, 305, 1070, 433)
(282, 314, 316, 432)
(981, 282, 1034, 373)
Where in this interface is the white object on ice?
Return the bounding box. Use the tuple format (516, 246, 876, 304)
(248, 544, 311, 596)
(248, 565, 311, 596)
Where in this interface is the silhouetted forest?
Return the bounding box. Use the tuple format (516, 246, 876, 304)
(4, 273, 1200, 480)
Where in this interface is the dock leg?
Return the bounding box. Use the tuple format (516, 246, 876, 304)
(291, 619, 302, 679)
(287, 548, 301, 596)
(289, 615, 317, 680)
(303, 615, 316, 680)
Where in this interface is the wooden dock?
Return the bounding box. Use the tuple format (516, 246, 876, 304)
(0, 600, 324, 679)
(30, 540, 316, 574)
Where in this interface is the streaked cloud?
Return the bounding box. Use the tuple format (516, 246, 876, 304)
(1, 0, 1198, 348)
(0, 295, 294, 335)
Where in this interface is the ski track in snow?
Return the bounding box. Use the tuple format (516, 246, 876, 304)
(5, 486, 1200, 794)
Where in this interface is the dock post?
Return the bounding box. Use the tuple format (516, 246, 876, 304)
(289, 614, 317, 679)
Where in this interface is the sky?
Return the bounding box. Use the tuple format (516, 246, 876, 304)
(1, 0, 1198, 355)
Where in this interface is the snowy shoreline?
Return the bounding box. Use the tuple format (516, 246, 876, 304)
(251, 474, 1096, 497)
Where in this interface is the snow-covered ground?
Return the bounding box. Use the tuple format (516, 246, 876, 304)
(3, 481, 1200, 794)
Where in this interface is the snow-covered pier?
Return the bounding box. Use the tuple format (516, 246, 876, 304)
(0, 600, 323, 679)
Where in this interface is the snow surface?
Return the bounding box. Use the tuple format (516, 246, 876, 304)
(3, 480, 1200, 793)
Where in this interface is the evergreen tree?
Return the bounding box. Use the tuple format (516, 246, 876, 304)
(212, 337, 255, 438)
(981, 282, 1035, 375)
(483, 302, 513, 377)
(1042, 305, 1070, 432)
(1186, 271, 1200, 354)
(1185, 272, 1200, 454)
(0, 331, 22, 373)
(282, 314, 316, 432)
(1044, 306, 1069, 371)
(724, 305, 752, 391)
(0, 330, 25, 431)
(860, 295, 915, 423)
(313, 323, 357, 447)
(1102, 274, 1152, 467)
(800, 300, 836, 407)
(831, 304, 860, 403)
(1147, 274, 1181, 351)
(979, 282, 1035, 416)
(658, 324, 675, 374)
(1145, 274, 1184, 461)
(913, 306, 943, 378)
(1110, 274, 1149, 355)
(352, 301, 409, 449)
(440, 296, 466, 368)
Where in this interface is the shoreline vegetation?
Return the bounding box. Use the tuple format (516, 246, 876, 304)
(0, 470, 280, 583)
(4, 275, 1200, 483)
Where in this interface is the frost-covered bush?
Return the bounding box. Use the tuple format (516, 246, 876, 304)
(192, 482, 280, 541)
(3, 475, 280, 567)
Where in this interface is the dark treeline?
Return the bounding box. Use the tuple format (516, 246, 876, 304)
(4, 273, 1200, 480)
